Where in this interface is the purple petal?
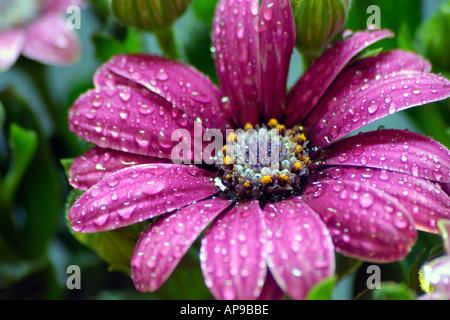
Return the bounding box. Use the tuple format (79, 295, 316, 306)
(261, 199, 335, 300)
(69, 147, 169, 191)
(304, 50, 432, 128)
(22, 13, 80, 65)
(68, 86, 203, 161)
(302, 180, 417, 262)
(312, 129, 450, 183)
(258, 0, 296, 122)
(311, 167, 450, 233)
(285, 29, 394, 127)
(93, 63, 139, 89)
(131, 197, 232, 292)
(212, 0, 262, 126)
(257, 271, 285, 300)
(438, 219, 450, 255)
(0, 28, 25, 72)
(422, 256, 450, 295)
(44, 0, 84, 12)
(104, 54, 232, 132)
(307, 70, 450, 148)
(69, 164, 219, 233)
(200, 200, 267, 300)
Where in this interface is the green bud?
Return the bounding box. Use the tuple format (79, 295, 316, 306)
(417, 0, 450, 71)
(290, 0, 350, 56)
(111, 0, 192, 31)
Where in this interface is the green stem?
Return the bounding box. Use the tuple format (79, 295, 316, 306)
(154, 27, 181, 60)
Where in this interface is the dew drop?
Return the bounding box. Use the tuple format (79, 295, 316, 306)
(359, 193, 374, 209)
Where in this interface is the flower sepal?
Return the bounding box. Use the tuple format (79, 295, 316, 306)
(111, 0, 192, 31)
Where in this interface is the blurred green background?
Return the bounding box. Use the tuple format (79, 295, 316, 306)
(0, 0, 448, 300)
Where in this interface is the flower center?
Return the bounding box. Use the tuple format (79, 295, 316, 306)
(0, 0, 39, 31)
(214, 119, 311, 204)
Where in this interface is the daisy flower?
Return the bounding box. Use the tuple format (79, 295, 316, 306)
(67, 0, 450, 299)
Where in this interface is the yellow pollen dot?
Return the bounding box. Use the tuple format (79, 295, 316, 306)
(298, 125, 304, 131)
(295, 145, 302, 153)
(222, 145, 228, 153)
(243, 181, 251, 188)
(225, 174, 232, 180)
(261, 175, 273, 184)
(279, 174, 289, 184)
(298, 133, 307, 142)
(304, 157, 310, 164)
(224, 155, 233, 165)
(244, 123, 253, 131)
(267, 118, 278, 128)
(227, 132, 237, 142)
(293, 162, 303, 171)
(275, 124, 286, 134)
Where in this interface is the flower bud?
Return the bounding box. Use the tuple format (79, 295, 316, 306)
(111, 0, 192, 31)
(290, 0, 349, 56)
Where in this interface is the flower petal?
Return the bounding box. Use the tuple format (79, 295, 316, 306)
(22, 13, 80, 65)
(262, 199, 335, 300)
(304, 50, 432, 129)
(258, 0, 296, 121)
(0, 28, 25, 72)
(307, 70, 450, 148)
(44, 0, 84, 12)
(104, 54, 232, 132)
(257, 271, 285, 300)
(212, 0, 262, 126)
(68, 86, 203, 161)
(200, 200, 267, 300)
(69, 147, 169, 191)
(69, 164, 219, 233)
(311, 167, 450, 233)
(302, 180, 417, 262)
(438, 219, 450, 255)
(285, 29, 394, 127)
(131, 197, 233, 292)
(422, 256, 450, 295)
(93, 62, 138, 89)
(312, 129, 450, 183)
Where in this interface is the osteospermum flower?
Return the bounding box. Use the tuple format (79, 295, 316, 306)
(67, 0, 450, 299)
(0, 0, 82, 72)
(419, 219, 450, 300)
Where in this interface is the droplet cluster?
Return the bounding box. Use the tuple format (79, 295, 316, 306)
(215, 120, 311, 204)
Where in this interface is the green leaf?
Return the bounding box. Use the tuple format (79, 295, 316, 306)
(372, 282, 416, 300)
(193, 0, 218, 24)
(335, 253, 363, 282)
(417, 0, 450, 72)
(0, 88, 61, 259)
(407, 248, 426, 294)
(2, 124, 38, 199)
(306, 275, 337, 300)
(92, 27, 144, 62)
(60, 158, 75, 180)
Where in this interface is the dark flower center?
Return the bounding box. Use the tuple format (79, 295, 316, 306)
(214, 119, 311, 205)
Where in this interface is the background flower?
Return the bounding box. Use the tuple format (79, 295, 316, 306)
(0, 0, 84, 72)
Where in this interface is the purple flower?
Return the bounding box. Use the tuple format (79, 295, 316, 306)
(0, 0, 82, 72)
(67, 0, 450, 299)
(419, 219, 450, 300)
